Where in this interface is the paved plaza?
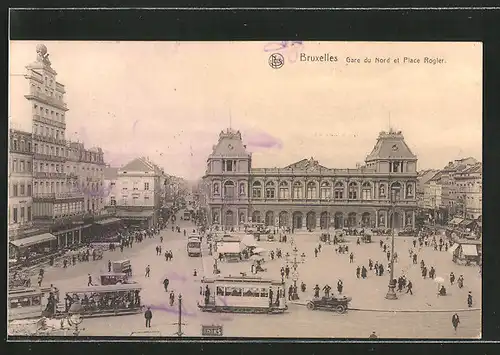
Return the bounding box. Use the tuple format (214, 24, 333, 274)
(15, 218, 481, 338)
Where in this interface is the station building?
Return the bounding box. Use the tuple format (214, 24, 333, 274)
(202, 128, 419, 231)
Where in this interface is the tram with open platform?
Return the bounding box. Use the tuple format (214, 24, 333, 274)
(197, 276, 287, 314)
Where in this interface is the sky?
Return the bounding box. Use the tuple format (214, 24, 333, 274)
(9, 41, 482, 179)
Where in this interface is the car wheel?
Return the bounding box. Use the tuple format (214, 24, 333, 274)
(306, 302, 315, 310)
(335, 305, 346, 313)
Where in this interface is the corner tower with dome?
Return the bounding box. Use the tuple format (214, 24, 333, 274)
(202, 128, 418, 232)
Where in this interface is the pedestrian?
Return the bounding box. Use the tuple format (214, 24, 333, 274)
(337, 279, 343, 294)
(145, 265, 151, 278)
(406, 280, 413, 295)
(429, 266, 435, 279)
(458, 275, 464, 289)
(361, 266, 367, 279)
(452, 313, 460, 332)
(323, 284, 332, 298)
(280, 268, 285, 279)
(422, 266, 428, 279)
(349, 252, 354, 263)
(356, 266, 361, 278)
(156, 246, 159, 255)
(144, 307, 153, 327)
(386, 251, 390, 262)
(467, 292, 473, 308)
(169, 250, 173, 260)
(379, 264, 384, 276)
(87, 274, 93, 286)
(160, 236, 163, 243)
(164, 251, 168, 261)
(108, 260, 111, 272)
(450, 272, 455, 285)
(288, 285, 293, 300)
(368, 259, 373, 270)
(314, 248, 318, 257)
(413, 253, 418, 264)
(318, 244, 322, 252)
(285, 265, 290, 279)
(412, 239, 416, 248)
(374, 263, 379, 276)
(313, 284, 320, 298)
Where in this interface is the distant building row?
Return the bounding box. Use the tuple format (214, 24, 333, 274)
(417, 157, 482, 222)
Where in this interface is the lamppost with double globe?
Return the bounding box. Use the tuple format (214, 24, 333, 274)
(385, 185, 401, 300)
(290, 245, 300, 300)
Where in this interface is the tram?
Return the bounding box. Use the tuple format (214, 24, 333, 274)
(58, 284, 144, 318)
(197, 276, 288, 314)
(8, 288, 45, 320)
(187, 237, 202, 257)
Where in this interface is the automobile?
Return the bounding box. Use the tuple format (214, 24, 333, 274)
(306, 295, 352, 313)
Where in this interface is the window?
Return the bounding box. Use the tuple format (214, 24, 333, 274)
(361, 182, 372, 200)
(226, 160, 233, 172)
(133, 182, 139, 191)
(306, 182, 317, 199)
(110, 197, 116, 206)
(320, 182, 331, 199)
(144, 182, 150, 190)
(252, 181, 262, 198)
(27, 207, 32, 221)
(12, 140, 18, 150)
(27, 162, 32, 172)
(20, 207, 25, 220)
(20, 184, 25, 195)
(213, 183, 220, 195)
(334, 182, 344, 199)
(20, 160, 25, 172)
(265, 182, 275, 198)
(348, 182, 358, 199)
(279, 181, 289, 199)
(27, 184, 32, 196)
(13, 184, 18, 197)
(224, 181, 235, 199)
(379, 184, 386, 198)
(13, 207, 18, 223)
(293, 182, 303, 199)
(12, 159, 17, 172)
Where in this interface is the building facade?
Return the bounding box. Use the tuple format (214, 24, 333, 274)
(416, 169, 439, 208)
(8, 129, 37, 240)
(203, 128, 419, 231)
(455, 162, 482, 220)
(440, 157, 478, 215)
(66, 142, 106, 214)
(114, 157, 164, 228)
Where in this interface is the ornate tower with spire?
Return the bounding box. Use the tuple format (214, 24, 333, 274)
(203, 128, 251, 227)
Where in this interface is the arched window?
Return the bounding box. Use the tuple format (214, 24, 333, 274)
(348, 182, 358, 199)
(279, 181, 289, 199)
(390, 182, 402, 201)
(252, 181, 262, 198)
(334, 182, 344, 199)
(361, 182, 372, 200)
(320, 182, 331, 199)
(223, 181, 235, 199)
(293, 181, 303, 199)
(265, 181, 276, 198)
(306, 181, 317, 199)
(213, 182, 220, 195)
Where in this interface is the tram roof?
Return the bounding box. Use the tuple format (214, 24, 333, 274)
(66, 283, 142, 294)
(202, 276, 282, 284)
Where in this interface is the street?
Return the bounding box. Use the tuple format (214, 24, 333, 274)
(32, 217, 480, 338)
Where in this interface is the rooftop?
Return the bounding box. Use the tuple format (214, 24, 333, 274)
(365, 129, 417, 161)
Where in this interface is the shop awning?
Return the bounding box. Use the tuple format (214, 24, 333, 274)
(116, 211, 154, 220)
(9, 233, 56, 248)
(448, 243, 460, 254)
(449, 218, 464, 225)
(95, 217, 122, 226)
(218, 242, 243, 254)
(461, 244, 478, 256)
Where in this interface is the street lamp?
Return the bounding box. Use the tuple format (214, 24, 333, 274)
(290, 247, 300, 300)
(385, 185, 400, 300)
(68, 301, 84, 336)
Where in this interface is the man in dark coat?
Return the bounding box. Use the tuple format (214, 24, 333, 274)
(144, 307, 153, 327)
(452, 313, 460, 332)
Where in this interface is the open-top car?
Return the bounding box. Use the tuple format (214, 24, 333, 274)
(306, 295, 352, 313)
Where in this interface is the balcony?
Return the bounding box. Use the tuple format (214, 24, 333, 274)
(56, 82, 66, 94)
(33, 153, 66, 162)
(25, 90, 68, 111)
(34, 171, 67, 179)
(33, 192, 85, 201)
(33, 114, 66, 129)
(33, 134, 66, 146)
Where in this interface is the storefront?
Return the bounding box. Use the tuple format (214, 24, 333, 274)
(116, 210, 155, 229)
(91, 217, 123, 242)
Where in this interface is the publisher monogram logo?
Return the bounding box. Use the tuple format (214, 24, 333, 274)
(269, 53, 284, 69)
